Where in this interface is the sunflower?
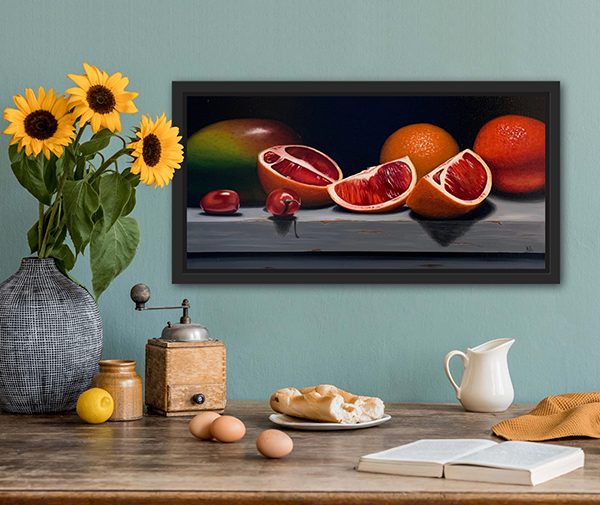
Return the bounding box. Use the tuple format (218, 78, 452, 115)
(128, 113, 184, 188)
(2, 87, 75, 159)
(66, 63, 138, 133)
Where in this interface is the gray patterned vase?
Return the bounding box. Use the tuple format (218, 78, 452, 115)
(0, 258, 103, 413)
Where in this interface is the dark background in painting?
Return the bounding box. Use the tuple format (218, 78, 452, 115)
(186, 95, 546, 177)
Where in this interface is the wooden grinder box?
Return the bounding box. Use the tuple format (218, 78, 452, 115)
(145, 339, 226, 416)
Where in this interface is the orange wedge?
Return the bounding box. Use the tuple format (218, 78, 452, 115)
(407, 149, 492, 219)
(258, 145, 343, 207)
(327, 157, 417, 213)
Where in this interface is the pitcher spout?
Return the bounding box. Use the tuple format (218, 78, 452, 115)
(469, 338, 515, 355)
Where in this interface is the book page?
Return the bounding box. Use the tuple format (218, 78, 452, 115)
(362, 439, 497, 465)
(448, 441, 582, 471)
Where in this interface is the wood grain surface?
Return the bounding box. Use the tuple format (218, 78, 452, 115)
(1, 402, 599, 504)
(145, 339, 226, 415)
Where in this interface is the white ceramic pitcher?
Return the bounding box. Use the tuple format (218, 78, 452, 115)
(443, 338, 515, 413)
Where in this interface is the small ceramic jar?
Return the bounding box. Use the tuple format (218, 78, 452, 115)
(92, 360, 143, 421)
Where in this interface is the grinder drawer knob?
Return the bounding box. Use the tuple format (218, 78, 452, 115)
(192, 394, 206, 405)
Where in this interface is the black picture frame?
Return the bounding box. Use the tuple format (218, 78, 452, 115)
(172, 81, 559, 284)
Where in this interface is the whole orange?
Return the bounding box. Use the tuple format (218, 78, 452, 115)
(473, 115, 545, 194)
(379, 123, 459, 180)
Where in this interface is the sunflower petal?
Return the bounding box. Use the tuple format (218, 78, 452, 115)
(112, 111, 122, 132)
(115, 101, 138, 114)
(65, 87, 87, 97)
(37, 87, 47, 107)
(67, 73, 91, 91)
(105, 72, 123, 90)
(26, 88, 40, 110)
(90, 114, 102, 133)
(83, 63, 101, 85)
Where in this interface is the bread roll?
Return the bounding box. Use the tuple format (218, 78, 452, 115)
(270, 385, 384, 424)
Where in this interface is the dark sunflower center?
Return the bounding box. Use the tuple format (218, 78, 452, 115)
(142, 134, 161, 167)
(24, 110, 58, 140)
(86, 85, 116, 114)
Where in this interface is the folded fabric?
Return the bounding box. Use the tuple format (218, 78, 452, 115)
(492, 392, 600, 441)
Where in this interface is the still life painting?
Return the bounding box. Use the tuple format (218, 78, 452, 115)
(172, 82, 558, 284)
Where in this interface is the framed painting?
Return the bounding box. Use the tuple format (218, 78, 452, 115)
(172, 81, 559, 284)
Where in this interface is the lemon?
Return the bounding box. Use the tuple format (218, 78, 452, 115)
(76, 388, 114, 424)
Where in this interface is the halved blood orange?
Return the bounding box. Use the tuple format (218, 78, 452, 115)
(406, 149, 492, 219)
(258, 145, 343, 207)
(327, 157, 417, 213)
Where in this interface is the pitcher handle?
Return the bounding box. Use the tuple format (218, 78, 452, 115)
(444, 350, 468, 400)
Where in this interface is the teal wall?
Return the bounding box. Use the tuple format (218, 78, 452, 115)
(0, 0, 595, 404)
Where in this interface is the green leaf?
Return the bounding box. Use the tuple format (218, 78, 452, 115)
(27, 209, 67, 254)
(80, 129, 113, 157)
(58, 147, 76, 176)
(8, 143, 24, 163)
(27, 220, 39, 254)
(11, 156, 52, 205)
(99, 171, 132, 230)
(63, 180, 100, 255)
(74, 155, 86, 180)
(90, 216, 140, 300)
(43, 154, 59, 194)
(50, 244, 76, 273)
(121, 187, 136, 217)
(92, 206, 104, 224)
(122, 167, 141, 188)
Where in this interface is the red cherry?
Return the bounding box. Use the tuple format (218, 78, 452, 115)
(200, 190, 240, 215)
(266, 188, 301, 217)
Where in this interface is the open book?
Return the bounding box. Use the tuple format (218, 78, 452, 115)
(357, 439, 584, 486)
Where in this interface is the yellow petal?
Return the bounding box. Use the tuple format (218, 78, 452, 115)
(104, 113, 116, 132)
(79, 109, 94, 124)
(115, 101, 138, 114)
(50, 144, 64, 158)
(37, 87, 46, 106)
(90, 114, 102, 133)
(105, 72, 123, 90)
(67, 73, 91, 91)
(14, 94, 31, 114)
(83, 63, 101, 85)
(4, 108, 25, 122)
(112, 111, 122, 132)
(65, 87, 87, 97)
(112, 76, 130, 92)
(25, 88, 40, 110)
(40, 89, 56, 110)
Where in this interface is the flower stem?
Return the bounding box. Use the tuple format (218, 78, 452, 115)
(38, 202, 44, 256)
(39, 169, 68, 258)
(89, 147, 130, 183)
(74, 122, 87, 149)
(37, 154, 46, 257)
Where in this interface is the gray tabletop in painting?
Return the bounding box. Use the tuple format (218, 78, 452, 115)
(186, 196, 545, 270)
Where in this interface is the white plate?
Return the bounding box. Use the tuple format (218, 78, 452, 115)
(269, 413, 391, 431)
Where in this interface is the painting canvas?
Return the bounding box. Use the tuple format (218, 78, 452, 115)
(172, 82, 559, 284)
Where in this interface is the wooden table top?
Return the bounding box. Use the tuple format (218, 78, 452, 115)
(1, 401, 598, 504)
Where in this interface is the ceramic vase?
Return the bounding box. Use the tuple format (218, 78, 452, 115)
(0, 258, 103, 413)
(92, 360, 143, 421)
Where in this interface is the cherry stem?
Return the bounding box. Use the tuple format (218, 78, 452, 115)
(283, 199, 300, 214)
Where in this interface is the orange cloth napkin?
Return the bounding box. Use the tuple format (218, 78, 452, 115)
(492, 392, 600, 441)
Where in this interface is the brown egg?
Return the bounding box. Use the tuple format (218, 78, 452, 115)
(189, 412, 221, 439)
(210, 415, 246, 443)
(256, 429, 294, 459)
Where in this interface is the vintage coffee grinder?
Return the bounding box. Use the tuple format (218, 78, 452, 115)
(131, 284, 226, 416)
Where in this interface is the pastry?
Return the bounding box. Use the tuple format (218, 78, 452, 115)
(270, 384, 385, 424)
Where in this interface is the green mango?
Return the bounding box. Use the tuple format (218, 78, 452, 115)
(186, 119, 302, 206)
